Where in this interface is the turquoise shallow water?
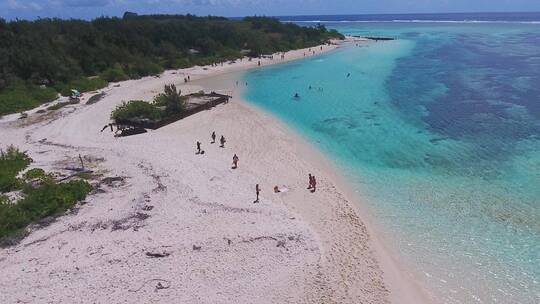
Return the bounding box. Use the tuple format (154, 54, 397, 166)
(243, 22, 540, 303)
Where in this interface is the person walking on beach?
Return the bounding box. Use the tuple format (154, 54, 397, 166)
(196, 141, 202, 154)
(307, 174, 313, 190)
(220, 135, 226, 148)
(311, 176, 317, 193)
(254, 184, 261, 203)
(211, 131, 216, 144)
(232, 154, 239, 169)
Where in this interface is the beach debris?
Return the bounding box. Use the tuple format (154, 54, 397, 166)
(155, 282, 169, 291)
(100, 176, 126, 187)
(128, 279, 171, 293)
(116, 126, 147, 137)
(142, 205, 154, 211)
(145, 251, 170, 258)
(78, 154, 85, 170)
(151, 174, 166, 193)
(192, 245, 202, 251)
(108, 212, 150, 231)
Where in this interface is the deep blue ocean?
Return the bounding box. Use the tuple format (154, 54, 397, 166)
(243, 13, 540, 304)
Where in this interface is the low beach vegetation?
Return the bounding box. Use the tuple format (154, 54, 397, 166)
(0, 83, 58, 116)
(0, 15, 343, 115)
(46, 99, 81, 111)
(55, 77, 108, 97)
(0, 146, 92, 241)
(111, 100, 163, 122)
(0, 146, 32, 193)
(111, 84, 186, 123)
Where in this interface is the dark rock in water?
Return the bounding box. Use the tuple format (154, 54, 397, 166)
(356, 36, 396, 41)
(429, 137, 449, 144)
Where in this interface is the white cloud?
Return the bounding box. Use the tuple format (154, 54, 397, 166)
(7, 0, 43, 10)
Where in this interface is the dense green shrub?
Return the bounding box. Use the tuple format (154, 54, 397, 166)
(0, 146, 32, 193)
(111, 100, 162, 122)
(126, 60, 164, 79)
(100, 65, 129, 82)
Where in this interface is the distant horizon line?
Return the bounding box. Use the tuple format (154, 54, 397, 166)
(3, 11, 540, 22)
(273, 11, 540, 16)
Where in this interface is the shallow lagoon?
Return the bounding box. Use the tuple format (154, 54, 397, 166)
(244, 22, 540, 303)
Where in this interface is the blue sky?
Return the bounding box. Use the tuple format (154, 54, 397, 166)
(1, 0, 540, 20)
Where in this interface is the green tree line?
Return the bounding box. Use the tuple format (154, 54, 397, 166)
(0, 14, 343, 115)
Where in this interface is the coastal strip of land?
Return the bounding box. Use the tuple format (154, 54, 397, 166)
(0, 40, 431, 303)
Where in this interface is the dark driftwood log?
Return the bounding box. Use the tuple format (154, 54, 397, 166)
(145, 251, 170, 258)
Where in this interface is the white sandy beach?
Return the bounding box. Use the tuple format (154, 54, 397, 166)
(0, 42, 432, 304)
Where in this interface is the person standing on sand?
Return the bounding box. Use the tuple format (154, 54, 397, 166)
(311, 176, 317, 193)
(232, 154, 239, 169)
(307, 174, 313, 189)
(211, 131, 216, 144)
(254, 184, 260, 203)
(196, 141, 201, 154)
(220, 135, 226, 148)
